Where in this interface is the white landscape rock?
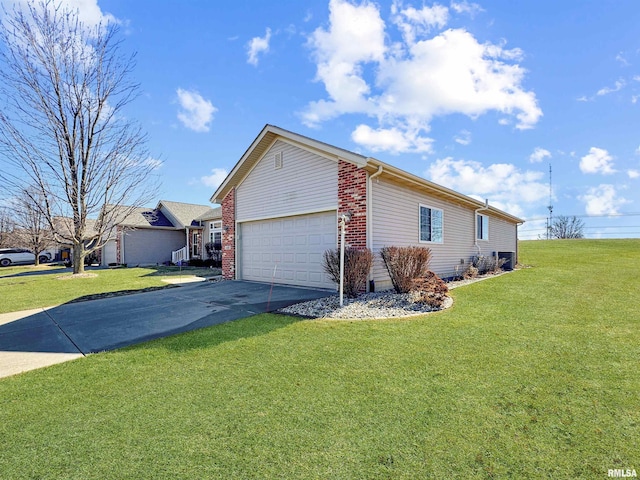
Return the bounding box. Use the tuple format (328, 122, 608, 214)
(278, 291, 453, 320)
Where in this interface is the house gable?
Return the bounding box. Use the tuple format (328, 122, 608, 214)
(158, 201, 212, 229)
(211, 124, 368, 205)
(236, 139, 339, 222)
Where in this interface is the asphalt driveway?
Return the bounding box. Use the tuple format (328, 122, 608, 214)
(0, 280, 332, 378)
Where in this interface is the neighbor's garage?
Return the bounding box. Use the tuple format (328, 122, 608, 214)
(239, 211, 336, 288)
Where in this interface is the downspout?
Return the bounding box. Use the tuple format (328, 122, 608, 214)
(121, 228, 125, 265)
(474, 199, 489, 255)
(516, 221, 524, 268)
(367, 165, 383, 291)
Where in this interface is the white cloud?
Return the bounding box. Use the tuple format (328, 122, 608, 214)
(304, 0, 386, 124)
(176, 88, 216, 133)
(392, 1, 449, 44)
(352, 124, 433, 154)
(1, 0, 117, 26)
(454, 129, 471, 145)
(201, 168, 229, 189)
(247, 27, 272, 66)
(615, 52, 630, 67)
(303, 0, 541, 154)
(579, 147, 616, 174)
(628, 169, 640, 179)
(144, 157, 163, 170)
(579, 184, 629, 215)
(427, 157, 548, 217)
(529, 147, 551, 163)
(376, 29, 540, 126)
(596, 78, 625, 96)
(450, 1, 484, 17)
(1, 0, 119, 43)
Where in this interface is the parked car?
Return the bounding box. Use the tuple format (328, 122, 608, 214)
(0, 248, 51, 267)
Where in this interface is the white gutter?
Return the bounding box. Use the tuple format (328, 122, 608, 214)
(367, 165, 383, 288)
(474, 198, 490, 255)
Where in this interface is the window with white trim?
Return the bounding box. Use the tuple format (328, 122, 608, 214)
(419, 205, 443, 243)
(192, 232, 200, 256)
(477, 214, 489, 241)
(209, 221, 222, 248)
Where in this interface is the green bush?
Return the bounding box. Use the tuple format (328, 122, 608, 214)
(380, 246, 432, 293)
(322, 247, 373, 298)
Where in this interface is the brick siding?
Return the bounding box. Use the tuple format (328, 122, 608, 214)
(221, 188, 236, 279)
(116, 226, 122, 264)
(338, 159, 367, 249)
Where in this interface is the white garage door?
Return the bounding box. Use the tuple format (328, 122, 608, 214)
(240, 211, 336, 288)
(102, 239, 117, 266)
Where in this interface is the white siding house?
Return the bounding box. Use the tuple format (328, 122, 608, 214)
(212, 125, 523, 290)
(371, 177, 518, 290)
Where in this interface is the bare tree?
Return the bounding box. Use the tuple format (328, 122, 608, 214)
(0, 207, 15, 248)
(10, 188, 55, 265)
(551, 215, 585, 239)
(0, 0, 158, 274)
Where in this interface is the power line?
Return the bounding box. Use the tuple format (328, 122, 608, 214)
(522, 225, 640, 233)
(547, 164, 553, 240)
(519, 232, 640, 238)
(526, 212, 640, 221)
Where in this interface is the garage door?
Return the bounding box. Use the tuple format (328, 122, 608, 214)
(240, 211, 336, 288)
(102, 240, 117, 266)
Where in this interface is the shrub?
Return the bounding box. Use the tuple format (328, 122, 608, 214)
(410, 271, 449, 308)
(469, 255, 507, 276)
(189, 258, 205, 267)
(463, 264, 478, 279)
(322, 247, 373, 298)
(380, 246, 432, 293)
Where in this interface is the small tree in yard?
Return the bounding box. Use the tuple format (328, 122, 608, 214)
(0, 208, 15, 248)
(551, 215, 585, 239)
(0, 0, 157, 274)
(380, 246, 432, 294)
(11, 188, 54, 265)
(322, 247, 373, 298)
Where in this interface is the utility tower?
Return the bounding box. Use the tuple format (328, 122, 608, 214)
(547, 163, 553, 240)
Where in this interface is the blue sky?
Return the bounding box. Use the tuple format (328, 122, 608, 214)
(7, 0, 640, 238)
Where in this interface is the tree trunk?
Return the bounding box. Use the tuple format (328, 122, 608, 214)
(34, 256, 40, 267)
(73, 242, 85, 274)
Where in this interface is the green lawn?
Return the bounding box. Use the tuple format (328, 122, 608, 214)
(0, 239, 638, 478)
(0, 265, 221, 314)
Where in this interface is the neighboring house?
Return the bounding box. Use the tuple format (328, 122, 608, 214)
(101, 201, 221, 266)
(211, 124, 524, 290)
(51, 217, 100, 263)
(197, 207, 223, 263)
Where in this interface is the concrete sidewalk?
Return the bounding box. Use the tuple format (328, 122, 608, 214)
(0, 307, 84, 378)
(0, 280, 331, 379)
